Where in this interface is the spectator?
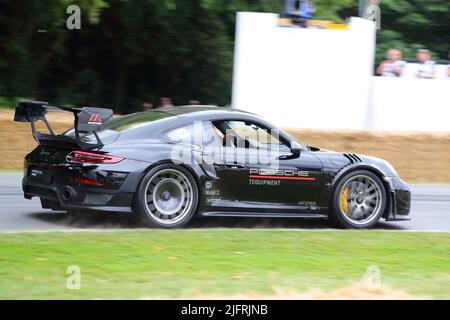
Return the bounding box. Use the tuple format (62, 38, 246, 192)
(142, 102, 154, 111)
(448, 51, 450, 79)
(377, 49, 406, 77)
(159, 97, 174, 108)
(189, 99, 200, 105)
(415, 49, 436, 79)
(284, 0, 315, 27)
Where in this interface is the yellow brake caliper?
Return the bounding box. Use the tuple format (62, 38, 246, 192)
(340, 186, 349, 215)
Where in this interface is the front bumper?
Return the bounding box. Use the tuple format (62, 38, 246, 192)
(23, 159, 150, 213)
(383, 176, 411, 221)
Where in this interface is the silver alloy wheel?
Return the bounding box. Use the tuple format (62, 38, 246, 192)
(339, 175, 383, 225)
(143, 169, 194, 225)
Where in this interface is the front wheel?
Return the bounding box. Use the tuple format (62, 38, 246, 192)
(134, 164, 198, 228)
(330, 170, 386, 229)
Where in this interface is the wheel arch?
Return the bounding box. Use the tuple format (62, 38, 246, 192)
(330, 164, 392, 202)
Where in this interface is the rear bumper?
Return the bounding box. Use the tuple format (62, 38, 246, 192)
(24, 182, 134, 213)
(383, 176, 411, 221)
(23, 159, 150, 213)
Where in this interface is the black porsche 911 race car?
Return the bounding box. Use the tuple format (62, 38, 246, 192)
(15, 100, 411, 229)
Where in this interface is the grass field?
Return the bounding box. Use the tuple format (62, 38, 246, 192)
(0, 229, 448, 299)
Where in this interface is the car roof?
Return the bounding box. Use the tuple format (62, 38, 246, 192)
(107, 105, 298, 144)
(104, 106, 260, 137)
(150, 105, 255, 120)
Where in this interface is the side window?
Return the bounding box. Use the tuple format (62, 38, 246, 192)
(213, 120, 290, 152)
(165, 125, 195, 144)
(163, 121, 222, 148)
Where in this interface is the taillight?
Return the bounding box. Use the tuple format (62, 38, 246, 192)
(66, 151, 124, 164)
(74, 178, 103, 186)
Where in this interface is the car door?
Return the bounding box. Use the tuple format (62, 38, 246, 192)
(212, 120, 323, 207)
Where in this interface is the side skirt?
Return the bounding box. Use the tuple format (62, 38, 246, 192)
(198, 211, 328, 219)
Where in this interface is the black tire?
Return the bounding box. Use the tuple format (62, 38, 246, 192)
(330, 170, 386, 229)
(133, 164, 199, 228)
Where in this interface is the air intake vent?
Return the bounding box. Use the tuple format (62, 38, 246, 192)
(343, 153, 362, 163)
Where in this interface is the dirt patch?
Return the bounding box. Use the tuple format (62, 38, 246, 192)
(146, 283, 426, 300)
(1, 109, 449, 182)
(0, 110, 73, 169)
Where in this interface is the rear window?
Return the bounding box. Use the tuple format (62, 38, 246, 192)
(101, 111, 173, 132)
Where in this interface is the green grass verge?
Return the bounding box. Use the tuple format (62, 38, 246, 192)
(0, 230, 448, 299)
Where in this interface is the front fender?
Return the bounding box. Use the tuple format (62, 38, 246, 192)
(329, 161, 410, 221)
(331, 163, 390, 192)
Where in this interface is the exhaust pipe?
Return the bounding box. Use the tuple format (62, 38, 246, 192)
(61, 186, 77, 201)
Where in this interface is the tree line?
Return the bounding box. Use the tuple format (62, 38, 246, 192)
(0, 0, 447, 113)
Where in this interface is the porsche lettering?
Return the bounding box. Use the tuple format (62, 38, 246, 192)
(249, 168, 310, 177)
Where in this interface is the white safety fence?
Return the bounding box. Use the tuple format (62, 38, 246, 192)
(232, 12, 450, 132)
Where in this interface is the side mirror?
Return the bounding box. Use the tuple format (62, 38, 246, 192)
(290, 141, 302, 155)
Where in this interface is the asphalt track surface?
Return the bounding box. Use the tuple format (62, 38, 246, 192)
(0, 173, 449, 232)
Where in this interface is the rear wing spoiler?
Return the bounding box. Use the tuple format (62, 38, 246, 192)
(14, 100, 113, 150)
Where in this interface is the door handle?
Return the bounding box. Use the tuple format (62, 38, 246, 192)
(225, 162, 246, 169)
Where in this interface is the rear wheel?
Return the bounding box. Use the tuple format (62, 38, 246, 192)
(330, 170, 386, 229)
(134, 164, 198, 228)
